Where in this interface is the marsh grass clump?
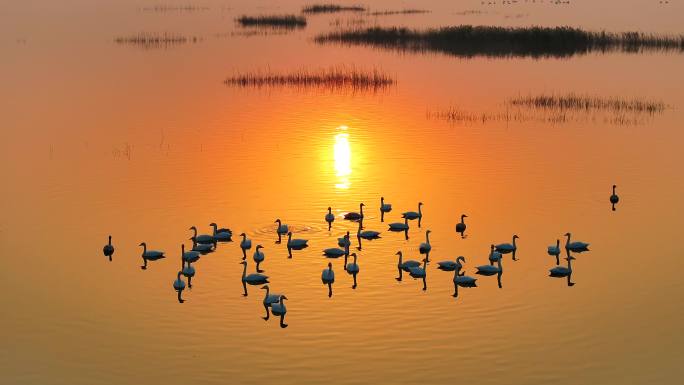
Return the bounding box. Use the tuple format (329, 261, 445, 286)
(141, 5, 209, 12)
(237, 15, 307, 28)
(224, 66, 394, 92)
(315, 25, 684, 58)
(114, 33, 199, 48)
(508, 94, 668, 114)
(302, 4, 366, 14)
(369, 9, 431, 16)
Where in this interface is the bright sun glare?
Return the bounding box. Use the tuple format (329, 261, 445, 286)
(334, 127, 351, 189)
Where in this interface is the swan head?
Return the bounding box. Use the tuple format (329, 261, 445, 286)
(613, 184, 617, 189)
(381, 197, 384, 202)
(327, 206, 331, 211)
(280, 295, 288, 301)
(275, 219, 281, 224)
(209, 222, 217, 227)
(419, 202, 423, 206)
(457, 256, 466, 264)
(189, 226, 197, 231)
(287, 232, 293, 236)
(256, 245, 263, 250)
(240, 232, 246, 237)
(426, 230, 431, 234)
(490, 244, 495, 250)
(564, 232, 571, 237)
(138, 242, 146, 247)
(462, 214, 467, 218)
(327, 262, 333, 268)
(513, 235, 519, 239)
(351, 252, 357, 257)
(396, 251, 402, 256)
(261, 285, 269, 290)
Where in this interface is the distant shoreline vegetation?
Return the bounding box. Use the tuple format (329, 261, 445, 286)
(507, 94, 668, 114)
(224, 67, 394, 91)
(368, 9, 430, 16)
(114, 33, 200, 48)
(302, 4, 366, 14)
(315, 25, 684, 58)
(236, 15, 307, 28)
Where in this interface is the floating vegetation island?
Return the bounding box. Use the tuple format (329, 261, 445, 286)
(224, 67, 394, 92)
(114, 33, 200, 49)
(316, 25, 684, 58)
(237, 15, 307, 28)
(302, 4, 366, 14)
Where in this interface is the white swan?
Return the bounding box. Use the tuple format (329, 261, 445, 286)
(209, 223, 232, 241)
(455, 214, 467, 237)
(190, 226, 215, 245)
(173, 271, 186, 303)
(402, 202, 423, 220)
(550, 256, 575, 276)
(610, 184, 619, 210)
(321, 262, 335, 283)
(325, 207, 335, 224)
(275, 219, 289, 235)
(388, 218, 409, 231)
(380, 197, 392, 212)
(344, 203, 364, 220)
(139, 242, 165, 269)
(547, 239, 561, 265)
(103, 235, 114, 261)
(240, 261, 268, 284)
(397, 251, 421, 271)
(346, 253, 360, 273)
(564, 233, 589, 252)
(419, 230, 432, 255)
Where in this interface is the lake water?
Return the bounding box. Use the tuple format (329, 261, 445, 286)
(2, 1, 683, 384)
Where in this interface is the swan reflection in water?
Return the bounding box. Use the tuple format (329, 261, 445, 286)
(549, 255, 576, 287)
(322, 262, 335, 297)
(240, 261, 269, 297)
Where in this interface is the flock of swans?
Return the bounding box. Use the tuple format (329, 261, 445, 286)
(101, 185, 619, 328)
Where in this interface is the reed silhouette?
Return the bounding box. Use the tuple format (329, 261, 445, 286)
(224, 67, 393, 92)
(302, 4, 366, 13)
(369, 9, 430, 16)
(237, 15, 307, 28)
(114, 33, 199, 49)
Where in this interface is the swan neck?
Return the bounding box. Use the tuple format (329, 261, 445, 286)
(242, 263, 247, 278)
(426, 232, 430, 244)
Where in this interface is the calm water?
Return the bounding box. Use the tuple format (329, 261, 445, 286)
(2, 1, 684, 384)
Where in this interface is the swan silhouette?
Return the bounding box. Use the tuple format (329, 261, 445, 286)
(550, 256, 576, 286)
(240, 260, 268, 296)
(357, 221, 380, 240)
(408, 258, 428, 290)
(325, 207, 335, 230)
(271, 295, 288, 328)
(419, 230, 432, 259)
(455, 214, 467, 238)
(253, 245, 265, 272)
(338, 231, 351, 247)
(190, 226, 215, 245)
(323, 243, 348, 258)
(547, 239, 561, 265)
(239, 233, 252, 259)
(488, 244, 502, 265)
(182, 244, 200, 263)
(209, 223, 232, 242)
(388, 218, 409, 231)
(275, 219, 289, 235)
(402, 202, 423, 227)
(261, 285, 282, 320)
(380, 197, 392, 222)
(182, 260, 195, 289)
(477, 256, 503, 288)
(453, 257, 477, 297)
(103, 235, 114, 261)
(610, 185, 619, 211)
(286, 232, 308, 257)
(321, 262, 335, 297)
(139, 242, 165, 270)
(346, 252, 360, 289)
(173, 271, 186, 303)
(344, 203, 364, 221)
(189, 237, 214, 254)
(564, 233, 589, 253)
(495, 235, 519, 260)
(437, 256, 466, 272)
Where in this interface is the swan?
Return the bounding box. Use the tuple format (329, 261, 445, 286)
(380, 197, 392, 213)
(240, 261, 269, 284)
(346, 252, 360, 273)
(388, 218, 409, 231)
(437, 257, 465, 271)
(610, 185, 619, 210)
(274, 219, 289, 235)
(103, 235, 114, 261)
(139, 242, 165, 269)
(338, 231, 351, 247)
(564, 233, 589, 252)
(189, 237, 213, 254)
(419, 230, 432, 255)
(209, 223, 232, 241)
(402, 202, 423, 220)
(408, 258, 427, 278)
(190, 226, 215, 245)
(239, 233, 252, 259)
(549, 255, 575, 277)
(344, 203, 365, 220)
(322, 262, 335, 283)
(253, 245, 265, 272)
(182, 260, 195, 288)
(357, 221, 380, 239)
(271, 295, 288, 328)
(453, 257, 477, 287)
(396, 251, 421, 271)
(287, 232, 308, 248)
(547, 239, 561, 265)
(455, 214, 467, 237)
(488, 244, 502, 265)
(495, 235, 519, 260)
(323, 245, 348, 258)
(261, 284, 281, 320)
(325, 207, 335, 225)
(173, 271, 186, 303)
(182, 244, 200, 263)
(476, 256, 502, 275)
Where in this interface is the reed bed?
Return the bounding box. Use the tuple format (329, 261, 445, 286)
(236, 15, 307, 28)
(224, 67, 394, 91)
(302, 4, 366, 14)
(369, 9, 430, 16)
(315, 25, 684, 58)
(508, 94, 668, 114)
(113, 33, 199, 48)
(141, 5, 209, 12)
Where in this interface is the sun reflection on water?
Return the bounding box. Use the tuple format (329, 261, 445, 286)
(334, 127, 351, 189)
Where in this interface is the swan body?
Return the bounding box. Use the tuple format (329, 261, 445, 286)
(610, 185, 619, 209)
(325, 207, 335, 223)
(240, 261, 268, 284)
(190, 238, 213, 254)
(182, 244, 201, 263)
(190, 226, 215, 245)
(103, 236, 114, 259)
(287, 232, 308, 248)
(477, 257, 502, 275)
(253, 245, 265, 263)
(455, 214, 467, 235)
(358, 229, 381, 239)
(346, 253, 360, 273)
(344, 203, 365, 220)
(322, 263, 335, 283)
(173, 271, 186, 291)
(182, 262, 195, 278)
(547, 239, 561, 256)
(380, 197, 392, 212)
(419, 230, 432, 254)
(564, 233, 589, 252)
(388, 218, 409, 231)
(139, 242, 165, 269)
(323, 247, 347, 258)
(396, 251, 421, 271)
(453, 257, 477, 286)
(209, 223, 232, 241)
(261, 285, 281, 307)
(550, 256, 575, 276)
(495, 235, 519, 253)
(338, 232, 351, 247)
(402, 202, 423, 220)
(275, 219, 289, 235)
(488, 244, 502, 264)
(271, 295, 287, 316)
(408, 259, 427, 278)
